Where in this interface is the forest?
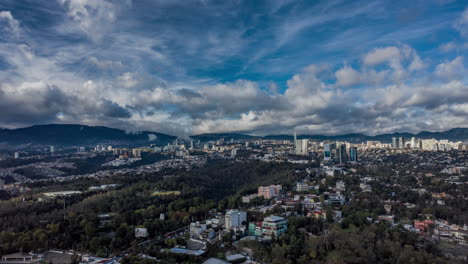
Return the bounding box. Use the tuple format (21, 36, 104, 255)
(0, 160, 465, 263)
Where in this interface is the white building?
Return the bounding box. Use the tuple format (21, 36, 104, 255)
(190, 222, 207, 239)
(0, 252, 43, 264)
(50, 146, 55, 153)
(135, 227, 149, 238)
(43, 191, 82, 198)
(14, 152, 20, 159)
(132, 148, 142, 158)
(296, 182, 319, 192)
(241, 193, 258, 203)
(335, 181, 346, 192)
(295, 139, 308, 156)
(231, 148, 237, 158)
(225, 210, 247, 229)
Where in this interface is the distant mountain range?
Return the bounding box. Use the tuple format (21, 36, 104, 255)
(191, 128, 468, 143)
(0, 124, 466, 149)
(0, 124, 176, 147)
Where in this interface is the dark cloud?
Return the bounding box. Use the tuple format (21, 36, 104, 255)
(177, 88, 202, 98)
(99, 99, 132, 118)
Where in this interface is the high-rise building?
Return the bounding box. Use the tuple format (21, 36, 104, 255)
(132, 148, 142, 158)
(50, 146, 55, 153)
(231, 148, 237, 158)
(337, 144, 347, 164)
(225, 210, 247, 229)
(398, 137, 405, 148)
(392, 137, 399, 148)
(324, 143, 333, 161)
(14, 152, 20, 159)
(0, 179, 4, 190)
(349, 147, 358, 162)
(295, 139, 308, 155)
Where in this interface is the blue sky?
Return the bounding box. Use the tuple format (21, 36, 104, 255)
(0, 0, 467, 136)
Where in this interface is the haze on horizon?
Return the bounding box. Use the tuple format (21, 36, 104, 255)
(0, 0, 467, 137)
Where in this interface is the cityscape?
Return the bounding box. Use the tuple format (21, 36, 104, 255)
(1, 0, 468, 264)
(0, 127, 467, 264)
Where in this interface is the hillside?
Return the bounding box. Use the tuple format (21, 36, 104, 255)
(192, 128, 468, 143)
(0, 124, 176, 147)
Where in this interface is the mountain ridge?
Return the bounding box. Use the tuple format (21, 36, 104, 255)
(191, 127, 468, 143)
(0, 124, 176, 147)
(0, 124, 466, 147)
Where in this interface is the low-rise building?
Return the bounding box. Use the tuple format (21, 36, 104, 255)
(296, 182, 319, 192)
(225, 210, 247, 230)
(248, 222, 264, 237)
(258, 185, 282, 199)
(262, 215, 288, 239)
(43, 191, 82, 198)
(1, 253, 43, 264)
(241, 193, 258, 203)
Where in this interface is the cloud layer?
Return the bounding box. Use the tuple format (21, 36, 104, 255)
(0, 0, 467, 136)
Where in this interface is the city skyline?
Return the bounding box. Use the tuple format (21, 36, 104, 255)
(0, 0, 467, 137)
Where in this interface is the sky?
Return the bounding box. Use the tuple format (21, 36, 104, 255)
(0, 0, 467, 137)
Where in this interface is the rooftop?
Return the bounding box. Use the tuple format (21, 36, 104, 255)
(264, 215, 286, 222)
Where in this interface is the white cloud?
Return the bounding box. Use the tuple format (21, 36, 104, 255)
(435, 56, 465, 80)
(439, 41, 457, 52)
(86, 56, 123, 69)
(118, 72, 138, 88)
(455, 7, 468, 37)
(362, 45, 424, 83)
(0, 11, 20, 37)
(1, 0, 468, 137)
(148, 134, 158, 141)
(57, 0, 127, 42)
(408, 53, 425, 71)
(363, 47, 401, 66)
(335, 66, 361, 86)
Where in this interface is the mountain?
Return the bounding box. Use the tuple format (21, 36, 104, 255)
(1, 125, 465, 148)
(0, 124, 176, 147)
(192, 128, 468, 143)
(190, 133, 256, 142)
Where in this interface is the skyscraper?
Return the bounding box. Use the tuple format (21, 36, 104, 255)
(392, 137, 399, 148)
(398, 137, 405, 148)
(338, 144, 347, 164)
(231, 148, 237, 158)
(349, 147, 358, 162)
(295, 139, 308, 155)
(324, 143, 332, 161)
